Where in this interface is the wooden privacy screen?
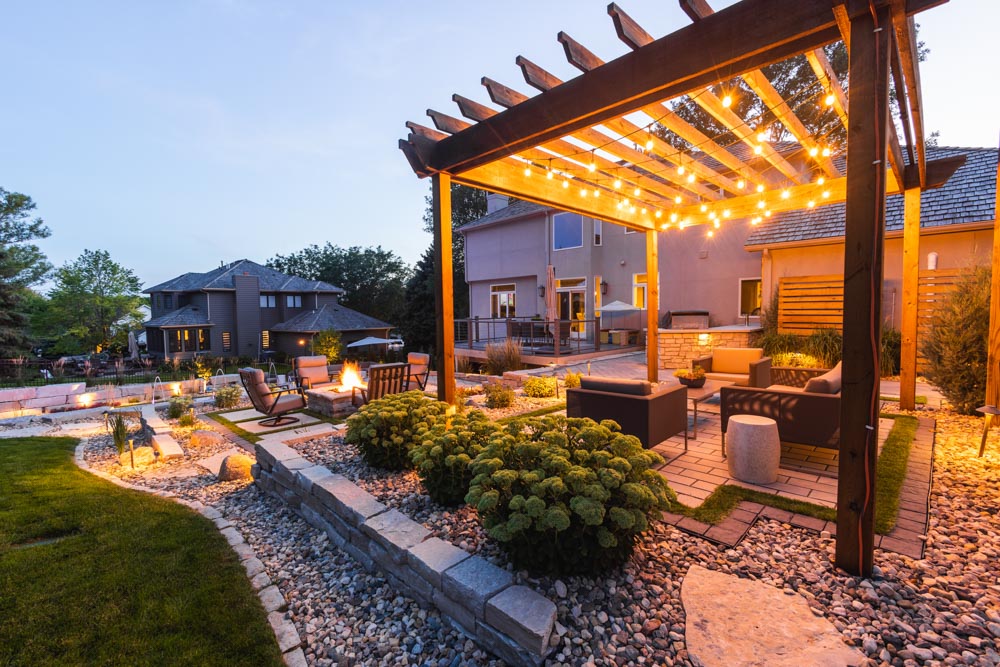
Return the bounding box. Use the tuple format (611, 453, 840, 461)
(777, 275, 845, 334)
(778, 270, 963, 369)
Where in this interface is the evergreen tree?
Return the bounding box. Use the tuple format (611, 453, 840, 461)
(400, 246, 438, 355)
(0, 248, 29, 356)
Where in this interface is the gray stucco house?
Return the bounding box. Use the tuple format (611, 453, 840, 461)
(144, 259, 392, 360)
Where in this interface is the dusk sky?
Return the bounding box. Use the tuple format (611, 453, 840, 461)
(2, 1, 996, 290)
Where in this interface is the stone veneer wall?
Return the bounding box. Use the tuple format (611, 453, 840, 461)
(657, 329, 762, 368)
(253, 440, 557, 667)
(0, 379, 204, 420)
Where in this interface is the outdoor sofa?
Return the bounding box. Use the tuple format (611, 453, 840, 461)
(566, 376, 687, 449)
(692, 347, 771, 387)
(720, 362, 842, 453)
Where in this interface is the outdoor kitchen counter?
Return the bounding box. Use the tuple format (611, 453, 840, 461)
(656, 325, 762, 369)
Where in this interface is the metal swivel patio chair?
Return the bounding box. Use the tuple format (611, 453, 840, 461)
(238, 367, 306, 427)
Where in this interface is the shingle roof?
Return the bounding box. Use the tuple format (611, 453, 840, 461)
(270, 303, 392, 333)
(143, 305, 213, 328)
(745, 146, 998, 248)
(144, 259, 344, 294)
(459, 199, 548, 233)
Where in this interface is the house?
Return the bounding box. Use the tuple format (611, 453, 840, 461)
(144, 259, 392, 360)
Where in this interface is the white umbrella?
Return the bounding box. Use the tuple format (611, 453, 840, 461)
(346, 336, 394, 348)
(600, 300, 639, 329)
(127, 331, 140, 361)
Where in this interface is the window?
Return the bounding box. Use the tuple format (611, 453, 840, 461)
(553, 212, 583, 250)
(197, 328, 209, 350)
(167, 330, 181, 353)
(594, 275, 602, 317)
(164, 294, 174, 309)
(286, 295, 302, 308)
(490, 284, 516, 318)
(593, 220, 602, 246)
(261, 330, 271, 349)
(633, 273, 647, 309)
(624, 227, 636, 234)
(260, 295, 276, 308)
(739, 278, 763, 316)
(154, 294, 162, 310)
(222, 332, 232, 352)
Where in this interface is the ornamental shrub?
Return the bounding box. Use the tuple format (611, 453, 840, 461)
(411, 410, 500, 505)
(522, 376, 557, 398)
(483, 382, 515, 409)
(484, 339, 523, 375)
(466, 414, 675, 575)
(921, 265, 990, 414)
(213, 385, 242, 409)
(345, 391, 450, 470)
(563, 371, 582, 389)
(167, 396, 193, 419)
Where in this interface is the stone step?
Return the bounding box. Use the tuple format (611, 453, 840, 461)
(256, 422, 339, 446)
(152, 433, 184, 460)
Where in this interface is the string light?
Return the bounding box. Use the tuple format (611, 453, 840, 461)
(524, 165, 532, 177)
(633, 187, 641, 197)
(622, 198, 630, 207)
(757, 200, 766, 209)
(593, 188, 600, 198)
(765, 210, 772, 217)
(700, 204, 708, 212)
(824, 92, 836, 107)
(707, 229, 714, 237)
(630, 206, 637, 214)
(754, 144, 764, 155)
(686, 173, 695, 184)
(677, 165, 685, 176)
(822, 190, 830, 199)
(821, 147, 831, 157)
(547, 167, 554, 180)
(809, 147, 819, 157)
(580, 188, 588, 197)
(713, 220, 721, 229)
(807, 200, 815, 208)
(588, 150, 597, 172)
(723, 209, 731, 218)
(670, 212, 679, 222)
(562, 178, 570, 189)
(674, 195, 682, 204)
(613, 178, 622, 189)
(645, 127, 654, 151)
(781, 189, 791, 199)
(722, 94, 733, 108)
(737, 179, 745, 189)
(641, 208, 648, 215)
(816, 176, 826, 185)
(757, 130, 769, 143)
(655, 210, 662, 218)
(756, 184, 765, 193)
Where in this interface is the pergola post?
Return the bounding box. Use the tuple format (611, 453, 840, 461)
(899, 187, 922, 410)
(986, 137, 1000, 408)
(432, 173, 456, 404)
(646, 230, 659, 382)
(836, 3, 891, 578)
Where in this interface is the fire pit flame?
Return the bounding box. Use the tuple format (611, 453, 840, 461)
(338, 362, 365, 392)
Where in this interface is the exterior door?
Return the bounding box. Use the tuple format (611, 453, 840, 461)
(558, 290, 586, 336)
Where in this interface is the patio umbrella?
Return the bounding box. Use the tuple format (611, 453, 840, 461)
(600, 300, 639, 329)
(127, 331, 140, 361)
(544, 265, 557, 335)
(346, 336, 395, 348)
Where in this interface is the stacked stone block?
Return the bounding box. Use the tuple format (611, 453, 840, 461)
(253, 441, 557, 667)
(657, 330, 759, 368)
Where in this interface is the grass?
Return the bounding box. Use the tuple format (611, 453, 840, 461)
(0, 437, 284, 666)
(667, 414, 919, 534)
(207, 408, 342, 443)
(495, 402, 567, 425)
(880, 394, 928, 405)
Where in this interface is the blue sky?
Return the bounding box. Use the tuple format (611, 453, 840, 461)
(2, 0, 996, 290)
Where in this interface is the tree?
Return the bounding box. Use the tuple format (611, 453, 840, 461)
(35, 249, 145, 354)
(400, 246, 439, 355)
(0, 248, 29, 356)
(268, 245, 410, 325)
(0, 187, 52, 288)
(312, 329, 342, 362)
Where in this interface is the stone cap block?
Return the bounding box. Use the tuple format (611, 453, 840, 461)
(294, 465, 336, 494)
(311, 475, 386, 527)
(442, 555, 513, 619)
(407, 537, 471, 589)
(256, 441, 302, 467)
(485, 585, 556, 657)
(152, 433, 184, 460)
(360, 509, 430, 562)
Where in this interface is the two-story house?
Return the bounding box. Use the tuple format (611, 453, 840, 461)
(144, 259, 392, 360)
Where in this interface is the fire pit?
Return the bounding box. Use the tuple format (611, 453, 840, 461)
(304, 361, 367, 418)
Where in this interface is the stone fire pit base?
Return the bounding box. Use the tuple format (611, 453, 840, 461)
(305, 388, 359, 418)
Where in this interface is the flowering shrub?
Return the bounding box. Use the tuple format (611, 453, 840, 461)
(345, 391, 450, 470)
(213, 385, 242, 409)
(411, 410, 500, 505)
(466, 414, 674, 574)
(563, 371, 582, 389)
(522, 376, 557, 398)
(673, 366, 705, 380)
(167, 396, 193, 419)
(483, 382, 514, 409)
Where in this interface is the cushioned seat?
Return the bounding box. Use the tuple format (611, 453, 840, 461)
(239, 367, 306, 427)
(566, 376, 687, 449)
(292, 355, 337, 390)
(693, 347, 771, 387)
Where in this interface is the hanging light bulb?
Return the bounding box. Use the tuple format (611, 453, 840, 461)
(825, 92, 836, 107)
(593, 188, 600, 198)
(613, 178, 622, 189)
(756, 184, 765, 193)
(524, 165, 532, 177)
(821, 146, 831, 157)
(781, 189, 791, 199)
(764, 210, 772, 217)
(737, 179, 746, 189)
(588, 150, 597, 172)
(754, 144, 764, 155)
(809, 147, 819, 157)
(687, 173, 695, 184)
(622, 198, 630, 207)
(817, 176, 826, 185)
(562, 178, 570, 189)
(547, 168, 554, 180)
(670, 212, 678, 222)
(633, 187, 641, 197)
(645, 128, 654, 151)
(655, 209, 662, 218)
(757, 200, 766, 209)
(674, 195, 682, 204)
(660, 223, 669, 230)
(707, 229, 715, 237)
(757, 130, 768, 143)
(807, 200, 816, 208)
(723, 209, 731, 218)
(588, 162, 596, 173)
(708, 210, 717, 219)
(713, 220, 720, 229)
(677, 165, 685, 176)
(678, 220, 687, 230)
(722, 94, 733, 108)
(700, 204, 708, 212)
(822, 190, 830, 199)
(641, 208, 648, 215)
(580, 188, 588, 197)
(629, 206, 637, 214)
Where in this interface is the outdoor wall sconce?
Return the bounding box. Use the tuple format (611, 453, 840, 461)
(601, 281, 608, 295)
(538, 286, 545, 298)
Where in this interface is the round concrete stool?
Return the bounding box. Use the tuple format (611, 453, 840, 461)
(727, 415, 780, 484)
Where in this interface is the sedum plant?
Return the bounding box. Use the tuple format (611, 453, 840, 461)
(466, 414, 674, 575)
(563, 371, 582, 389)
(411, 410, 500, 505)
(167, 396, 193, 419)
(483, 382, 514, 409)
(522, 376, 557, 398)
(213, 385, 242, 410)
(345, 391, 450, 470)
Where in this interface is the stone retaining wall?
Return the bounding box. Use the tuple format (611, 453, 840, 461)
(253, 440, 556, 667)
(0, 379, 204, 419)
(657, 329, 761, 368)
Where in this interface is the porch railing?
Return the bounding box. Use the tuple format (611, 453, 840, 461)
(454, 317, 603, 358)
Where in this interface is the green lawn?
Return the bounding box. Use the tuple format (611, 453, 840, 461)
(668, 414, 919, 534)
(0, 437, 284, 666)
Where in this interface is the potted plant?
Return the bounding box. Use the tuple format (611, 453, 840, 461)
(674, 366, 706, 388)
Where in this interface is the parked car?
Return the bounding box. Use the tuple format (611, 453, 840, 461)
(388, 338, 404, 350)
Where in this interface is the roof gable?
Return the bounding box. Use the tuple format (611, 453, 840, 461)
(145, 259, 345, 294)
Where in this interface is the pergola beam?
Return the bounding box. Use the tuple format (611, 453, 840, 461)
(891, 3, 928, 187)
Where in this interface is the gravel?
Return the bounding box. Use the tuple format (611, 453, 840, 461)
(72, 403, 1000, 666)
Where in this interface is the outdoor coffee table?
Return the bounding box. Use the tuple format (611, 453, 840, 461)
(685, 380, 735, 438)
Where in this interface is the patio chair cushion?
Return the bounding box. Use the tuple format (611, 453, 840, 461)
(711, 347, 763, 374)
(579, 376, 652, 395)
(293, 355, 333, 389)
(804, 361, 842, 395)
(272, 393, 305, 413)
(241, 368, 276, 411)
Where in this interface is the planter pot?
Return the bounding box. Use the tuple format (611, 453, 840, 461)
(678, 377, 706, 388)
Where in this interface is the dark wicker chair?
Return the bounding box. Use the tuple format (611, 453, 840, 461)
(353, 362, 411, 405)
(566, 376, 688, 449)
(239, 367, 306, 427)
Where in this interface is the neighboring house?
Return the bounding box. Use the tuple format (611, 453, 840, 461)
(461, 195, 761, 333)
(747, 146, 998, 328)
(144, 259, 392, 360)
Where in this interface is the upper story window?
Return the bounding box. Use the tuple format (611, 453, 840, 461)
(286, 295, 302, 308)
(593, 220, 602, 246)
(260, 295, 276, 308)
(633, 273, 647, 309)
(624, 227, 637, 234)
(163, 294, 173, 310)
(490, 284, 516, 318)
(553, 212, 583, 250)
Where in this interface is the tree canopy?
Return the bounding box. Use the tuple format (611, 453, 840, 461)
(267, 244, 411, 326)
(0, 187, 52, 288)
(34, 249, 145, 354)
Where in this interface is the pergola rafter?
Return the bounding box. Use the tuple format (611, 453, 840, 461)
(399, 0, 955, 577)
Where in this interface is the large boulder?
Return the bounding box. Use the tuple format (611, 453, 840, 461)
(119, 446, 156, 468)
(218, 454, 254, 481)
(189, 429, 228, 448)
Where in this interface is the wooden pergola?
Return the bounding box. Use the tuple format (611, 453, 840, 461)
(399, 0, 959, 576)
